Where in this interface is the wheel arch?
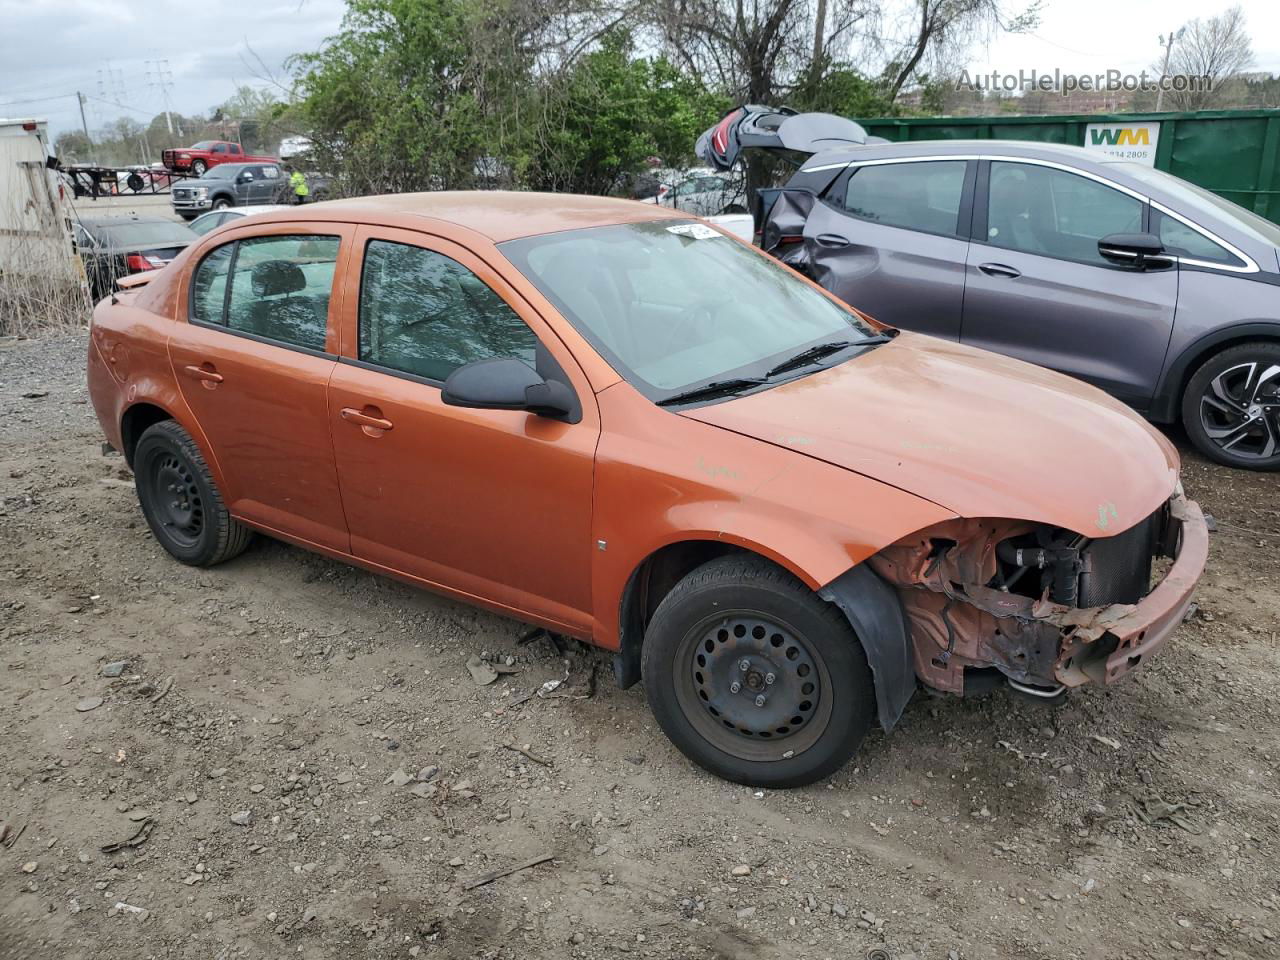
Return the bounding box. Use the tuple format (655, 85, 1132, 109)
(120, 400, 176, 467)
(613, 539, 802, 689)
(1149, 322, 1280, 423)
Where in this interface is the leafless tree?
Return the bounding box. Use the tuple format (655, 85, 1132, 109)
(872, 0, 1041, 104)
(649, 0, 873, 104)
(1157, 6, 1254, 110)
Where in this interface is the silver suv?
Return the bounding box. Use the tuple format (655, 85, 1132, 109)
(700, 106, 1280, 470)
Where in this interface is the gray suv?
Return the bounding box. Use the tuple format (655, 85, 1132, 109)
(698, 107, 1280, 470)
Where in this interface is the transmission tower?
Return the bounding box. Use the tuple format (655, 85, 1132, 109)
(146, 59, 180, 138)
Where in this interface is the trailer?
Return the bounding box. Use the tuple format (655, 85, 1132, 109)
(0, 118, 85, 332)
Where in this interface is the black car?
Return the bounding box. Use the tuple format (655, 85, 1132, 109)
(74, 216, 196, 300)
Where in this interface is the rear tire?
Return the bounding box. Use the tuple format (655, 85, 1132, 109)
(134, 420, 253, 566)
(1181, 341, 1280, 470)
(641, 555, 876, 788)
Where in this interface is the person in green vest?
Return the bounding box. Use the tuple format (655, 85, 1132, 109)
(287, 166, 310, 205)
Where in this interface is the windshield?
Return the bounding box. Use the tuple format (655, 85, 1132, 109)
(190, 141, 215, 150)
(95, 221, 196, 247)
(205, 165, 241, 180)
(1106, 162, 1280, 248)
(500, 220, 878, 401)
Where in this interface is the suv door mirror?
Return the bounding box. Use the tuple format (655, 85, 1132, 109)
(1098, 233, 1174, 270)
(441, 358, 573, 417)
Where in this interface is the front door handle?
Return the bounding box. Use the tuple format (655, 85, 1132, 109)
(814, 233, 850, 249)
(182, 363, 223, 387)
(977, 262, 1022, 279)
(340, 406, 394, 435)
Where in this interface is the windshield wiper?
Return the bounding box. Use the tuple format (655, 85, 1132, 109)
(656, 377, 768, 407)
(764, 333, 893, 378)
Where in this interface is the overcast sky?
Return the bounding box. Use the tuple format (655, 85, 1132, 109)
(3, 0, 1279, 143)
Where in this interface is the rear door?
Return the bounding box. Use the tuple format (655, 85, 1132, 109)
(327, 226, 599, 631)
(254, 165, 283, 204)
(960, 159, 1177, 404)
(800, 158, 974, 340)
(167, 223, 355, 550)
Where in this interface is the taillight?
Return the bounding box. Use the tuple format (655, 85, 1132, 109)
(125, 254, 164, 272)
(778, 235, 804, 244)
(711, 108, 742, 157)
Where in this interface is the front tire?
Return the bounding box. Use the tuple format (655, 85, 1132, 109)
(133, 420, 253, 566)
(1181, 342, 1280, 470)
(212, 197, 232, 211)
(641, 556, 876, 788)
(191, 160, 207, 176)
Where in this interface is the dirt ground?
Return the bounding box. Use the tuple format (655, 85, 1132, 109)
(1, 332, 1278, 960)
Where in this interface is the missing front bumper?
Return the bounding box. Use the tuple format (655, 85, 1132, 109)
(867, 492, 1208, 697)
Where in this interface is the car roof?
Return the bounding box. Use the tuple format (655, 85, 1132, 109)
(259, 190, 690, 242)
(802, 138, 1110, 168)
(77, 216, 177, 229)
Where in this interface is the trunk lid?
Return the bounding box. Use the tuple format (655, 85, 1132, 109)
(696, 105, 870, 171)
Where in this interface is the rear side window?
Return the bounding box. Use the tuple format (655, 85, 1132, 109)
(843, 161, 967, 235)
(1153, 209, 1245, 267)
(190, 235, 340, 351)
(358, 239, 537, 382)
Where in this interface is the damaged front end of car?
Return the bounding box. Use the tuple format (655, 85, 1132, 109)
(864, 490, 1208, 708)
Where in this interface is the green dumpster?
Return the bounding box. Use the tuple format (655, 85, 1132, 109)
(861, 109, 1280, 224)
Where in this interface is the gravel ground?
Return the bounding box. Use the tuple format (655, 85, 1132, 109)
(1, 332, 1278, 960)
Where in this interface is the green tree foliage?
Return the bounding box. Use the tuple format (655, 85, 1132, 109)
(523, 32, 727, 194)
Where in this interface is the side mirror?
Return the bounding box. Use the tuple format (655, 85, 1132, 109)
(1098, 233, 1174, 270)
(441, 358, 574, 418)
(238, 172, 254, 183)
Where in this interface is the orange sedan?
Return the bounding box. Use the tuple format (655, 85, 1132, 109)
(87, 193, 1207, 787)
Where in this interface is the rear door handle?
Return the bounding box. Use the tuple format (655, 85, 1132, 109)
(340, 406, 394, 433)
(814, 233, 850, 249)
(182, 363, 223, 385)
(977, 262, 1022, 279)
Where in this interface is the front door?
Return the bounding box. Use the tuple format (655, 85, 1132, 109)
(328, 227, 598, 632)
(802, 159, 973, 340)
(168, 225, 354, 551)
(960, 160, 1178, 405)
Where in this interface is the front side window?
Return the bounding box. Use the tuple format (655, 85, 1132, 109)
(500, 220, 878, 400)
(358, 239, 537, 382)
(843, 161, 967, 235)
(191, 234, 339, 350)
(986, 161, 1143, 265)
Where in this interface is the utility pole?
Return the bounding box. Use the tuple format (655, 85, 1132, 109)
(147, 59, 178, 138)
(76, 91, 94, 163)
(1156, 27, 1185, 111)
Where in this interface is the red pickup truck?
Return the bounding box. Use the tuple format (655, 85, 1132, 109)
(160, 140, 279, 177)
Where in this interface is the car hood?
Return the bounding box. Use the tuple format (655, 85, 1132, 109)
(683, 333, 1179, 536)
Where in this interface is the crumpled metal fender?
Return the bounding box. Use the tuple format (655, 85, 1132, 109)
(818, 565, 914, 732)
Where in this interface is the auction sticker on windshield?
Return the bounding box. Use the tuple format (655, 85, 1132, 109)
(667, 223, 723, 240)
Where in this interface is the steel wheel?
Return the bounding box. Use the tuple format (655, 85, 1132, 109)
(1198, 360, 1280, 460)
(132, 420, 253, 566)
(148, 452, 205, 548)
(642, 555, 877, 787)
(675, 612, 833, 762)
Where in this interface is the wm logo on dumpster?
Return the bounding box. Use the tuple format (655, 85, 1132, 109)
(1089, 128, 1151, 147)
